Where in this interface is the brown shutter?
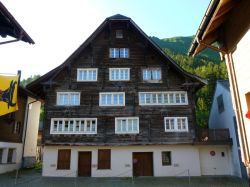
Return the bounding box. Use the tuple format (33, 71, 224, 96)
(57, 149, 71, 170)
(98, 149, 111, 169)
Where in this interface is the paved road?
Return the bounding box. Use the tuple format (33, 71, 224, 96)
(0, 169, 248, 187)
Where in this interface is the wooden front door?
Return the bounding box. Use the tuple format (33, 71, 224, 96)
(78, 152, 92, 177)
(133, 152, 153, 176)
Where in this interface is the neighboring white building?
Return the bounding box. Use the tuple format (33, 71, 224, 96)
(209, 80, 246, 177)
(0, 88, 41, 174)
(189, 0, 250, 181)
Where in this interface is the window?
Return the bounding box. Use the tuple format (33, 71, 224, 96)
(109, 48, 129, 58)
(7, 148, 14, 163)
(109, 48, 120, 58)
(77, 68, 98, 81)
(164, 117, 188, 132)
(120, 48, 129, 58)
(115, 117, 139, 134)
(217, 94, 224, 113)
(116, 30, 123, 38)
(51, 118, 97, 134)
(57, 149, 71, 170)
(0, 149, 3, 163)
(98, 149, 111, 169)
(13, 121, 21, 134)
(139, 92, 188, 105)
(162, 151, 171, 166)
(109, 68, 130, 81)
(142, 68, 161, 81)
(57, 92, 80, 106)
(99, 92, 125, 106)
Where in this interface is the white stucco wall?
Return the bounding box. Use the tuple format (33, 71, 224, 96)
(42, 145, 231, 177)
(231, 29, 250, 161)
(208, 82, 242, 177)
(199, 146, 231, 175)
(0, 142, 23, 174)
(23, 97, 41, 157)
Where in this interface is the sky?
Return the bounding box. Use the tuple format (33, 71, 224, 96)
(1, 0, 210, 80)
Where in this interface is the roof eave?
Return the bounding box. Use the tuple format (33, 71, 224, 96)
(0, 2, 34, 44)
(188, 0, 220, 56)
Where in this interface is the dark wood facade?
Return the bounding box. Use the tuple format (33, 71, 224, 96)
(27, 14, 206, 146)
(0, 87, 28, 142)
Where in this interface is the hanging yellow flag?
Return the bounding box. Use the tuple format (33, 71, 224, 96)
(0, 75, 19, 116)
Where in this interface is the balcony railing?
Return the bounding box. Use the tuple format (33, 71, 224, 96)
(196, 128, 231, 143)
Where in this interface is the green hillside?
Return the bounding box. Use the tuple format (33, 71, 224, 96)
(151, 36, 220, 63)
(151, 36, 227, 128)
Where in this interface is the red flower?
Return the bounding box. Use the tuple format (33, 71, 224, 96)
(246, 110, 250, 119)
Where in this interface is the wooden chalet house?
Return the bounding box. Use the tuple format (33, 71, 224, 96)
(28, 14, 232, 177)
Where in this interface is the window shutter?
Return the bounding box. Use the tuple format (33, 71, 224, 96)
(98, 149, 111, 169)
(57, 149, 71, 170)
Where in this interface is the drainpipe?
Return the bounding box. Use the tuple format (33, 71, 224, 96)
(21, 99, 39, 168)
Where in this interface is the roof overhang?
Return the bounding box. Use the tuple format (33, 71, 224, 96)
(0, 2, 34, 44)
(188, 0, 250, 56)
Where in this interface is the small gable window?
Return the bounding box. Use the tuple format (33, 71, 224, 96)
(109, 48, 129, 58)
(120, 48, 129, 58)
(116, 30, 123, 38)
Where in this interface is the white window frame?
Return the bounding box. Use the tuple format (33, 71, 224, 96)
(109, 68, 130, 81)
(109, 48, 129, 58)
(50, 118, 97, 134)
(57, 92, 80, 106)
(120, 48, 129, 58)
(77, 68, 98, 82)
(99, 92, 125, 106)
(115, 117, 139, 134)
(164, 117, 188, 132)
(142, 68, 162, 81)
(109, 48, 120, 58)
(139, 91, 188, 105)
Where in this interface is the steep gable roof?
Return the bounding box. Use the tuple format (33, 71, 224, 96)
(0, 2, 34, 44)
(27, 14, 206, 97)
(217, 80, 230, 91)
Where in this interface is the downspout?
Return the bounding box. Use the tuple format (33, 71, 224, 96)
(21, 99, 39, 168)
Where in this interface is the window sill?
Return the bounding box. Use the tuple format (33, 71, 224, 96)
(142, 80, 163, 83)
(0, 162, 16, 165)
(164, 131, 189, 133)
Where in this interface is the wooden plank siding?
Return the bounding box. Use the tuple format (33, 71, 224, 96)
(0, 94, 27, 142)
(33, 17, 203, 145)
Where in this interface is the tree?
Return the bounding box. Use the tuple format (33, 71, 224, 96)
(20, 75, 40, 88)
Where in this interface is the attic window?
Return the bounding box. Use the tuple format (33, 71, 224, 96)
(116, 30, 123, 38)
